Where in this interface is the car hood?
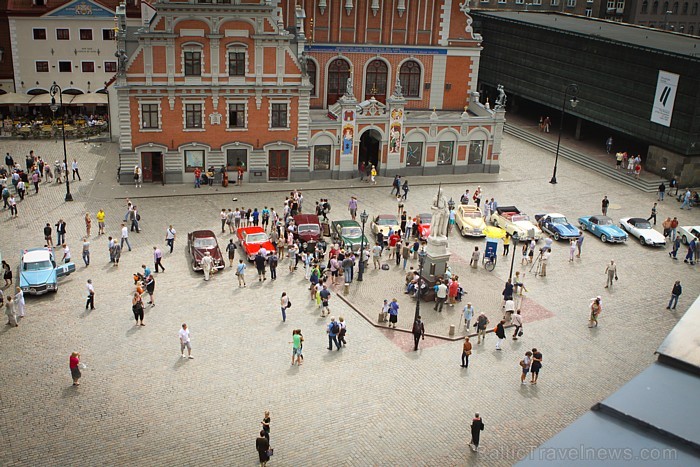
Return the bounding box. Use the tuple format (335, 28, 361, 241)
(512, 220, 539, 231)
(636, 228, 666, 241)
(20, 269, 55, 287)
(192, 246, 222, 263)
(552, 223, 580, 236)
(298, 231, 320, 242)
(244, 241, 276, 254)
(600, 225, 627, 236)
(461, 217, 487, 229)
(375, 224, 400, 234)
(342, 235, 368, 245)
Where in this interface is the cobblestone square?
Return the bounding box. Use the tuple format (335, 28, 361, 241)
(0, 136, 697, 466)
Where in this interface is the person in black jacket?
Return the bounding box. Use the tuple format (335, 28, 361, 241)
(495, 320, 506, 350)
(667, 281, 682, 310)
(412, 316, 425, 351)
(470, 413, 485, 452)
(255, 430, 270, 466)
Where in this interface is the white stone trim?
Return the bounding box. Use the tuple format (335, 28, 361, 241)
(429, 54, 447, 109)
(225, 43, 249, 78)
(181, 42, 204, 77)
(268, 99, 291, 131)
(180, 29, 205, 37)
(225, 99, 248, 131)
(438, 0, 453, 46)
(468, 55, 480, 93)
(182, 99, 206, 132)
(137, 100, 162, 133)
(34, 60, 50, 73)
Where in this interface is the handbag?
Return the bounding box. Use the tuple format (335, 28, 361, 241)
(518, 329, 524, 337)
(266, 448, 274, 457)
(286, 300, 292, 309)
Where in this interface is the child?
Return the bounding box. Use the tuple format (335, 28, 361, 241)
(381, 299, 389, 322)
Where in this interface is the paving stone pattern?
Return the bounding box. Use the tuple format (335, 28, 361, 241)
(0, 138, 698, 466)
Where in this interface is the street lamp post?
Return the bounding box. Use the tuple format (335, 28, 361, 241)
(508, 235, 520, 281)
(447, 197, 455, 238)
(414, 248, 427, 321)
(49, 82, 73, 202)
(358, 209, 369, 281)
(549, 83, 579, 185)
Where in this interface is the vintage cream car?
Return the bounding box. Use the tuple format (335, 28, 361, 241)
(490, 206, 543, 241)
(455, 205, 487, 237)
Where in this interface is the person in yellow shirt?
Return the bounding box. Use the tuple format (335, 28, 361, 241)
(370, 165, 377, 185)
(96, 209, 106, 235)
(502, 233, 511, 256)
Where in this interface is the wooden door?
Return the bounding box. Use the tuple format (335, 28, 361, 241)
(269, 150, 289, 181)
(141, 152, 153, 182)
(151, 152, 163, 182)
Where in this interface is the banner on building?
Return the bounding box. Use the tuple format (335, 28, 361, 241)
(389, 108, 404, 155)
(342, 110, 355, 155)
(650, 70, 679, 127)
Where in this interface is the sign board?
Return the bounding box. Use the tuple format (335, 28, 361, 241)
(47, 0, 115, 17)
(650, 70, 679, 128)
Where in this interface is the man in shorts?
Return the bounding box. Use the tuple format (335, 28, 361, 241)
(43, 223, 53, 247)
(179, 323, 194, 359)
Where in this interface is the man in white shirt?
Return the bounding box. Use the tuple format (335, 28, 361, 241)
(179, 323, 193, 359)
(503, 299, 515, 322)
(372, 243, 382, 269)
(434, 280, 448, 313)
(61, 243, 71, 264)
(200, 251, 214, 281)
(121, 223, 131, 251)
(85, 279, 95, 310)
(511, 310, 523, 340)
(165, 225, 176, 253)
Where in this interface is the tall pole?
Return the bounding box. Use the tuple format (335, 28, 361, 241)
(508, 237, 519, 281)
(50, 82, 73, 202)
(358, 210, 368, 281)
(414, 250, 426, 321)
(549, 84, 578, 185)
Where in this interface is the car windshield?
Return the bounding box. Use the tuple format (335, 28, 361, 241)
(634, 221, 652, 229)
(461, 212, 480, 219)
(194, 238, 217, 249)
(341, 227, 362, 237)
(376, 217, 396, 225)
(23, 260, 53, 271)
(512, 214, 530, 222)
(246, 233, 268, 243)
(595, 217, 613, 226)
(298, 224, 320, 234)
(419, 215, 432, 223)
(551, 217, 568, 224)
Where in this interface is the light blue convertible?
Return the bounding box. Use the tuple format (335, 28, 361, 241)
(19, 247, 75, 295)
(578, 215, 628, 243)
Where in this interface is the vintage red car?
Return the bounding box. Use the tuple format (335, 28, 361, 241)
(236, 226, 276, 260)
(294, 214, 322, 252)
(417, 213, 432, 239)
(187, 230, 225, 272)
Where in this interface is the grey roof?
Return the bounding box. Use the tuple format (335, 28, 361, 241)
(657, 291, 700, 370)
(474, 11, 700, 59)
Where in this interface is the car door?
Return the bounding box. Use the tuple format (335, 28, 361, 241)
(56, 262, 76, 277)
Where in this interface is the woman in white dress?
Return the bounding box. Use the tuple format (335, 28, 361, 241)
(5, 295, 18, 327)
(14, 287, 25, 318)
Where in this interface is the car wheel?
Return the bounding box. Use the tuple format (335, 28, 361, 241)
(600, 234, 607, 243)
(579, 224, 586, 231)
(640, 237, 646, 246)
(553, 232, 560, 241)
(682, 235, 688, 245)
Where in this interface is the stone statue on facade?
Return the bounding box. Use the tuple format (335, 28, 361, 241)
(299, 51, 308, 76)
(429, 186, 449, 238)
(495, 84, 507, 109)
(345, 75, 354, 98)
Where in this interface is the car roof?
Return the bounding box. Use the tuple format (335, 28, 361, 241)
(294, 214, 320, 224)
(590, 215, 611, 222)
(190, 230, 217, 238)
(547, 213, 566, 218)
(333, 220, 360, 227)
(628, 217, 648, 224)
(459, 205, 481, 213)
(375, 214, 398, 220)
(239, 227, 265, 234)
(23, 249, 52, 263)
(496, 206, 519, 213)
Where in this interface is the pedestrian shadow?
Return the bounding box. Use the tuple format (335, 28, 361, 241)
(405, 351, 422, 360)
(0, 323, 14, 335)
(79, 309, 92, 319)
(61, 385, 81, 399)
(322, 349, 343, 360)
(172, 357, 189, 370)
(125, 324, 141, 337)
(275, 321, 287, 331)
(518, 384, 541, 398)
(286, 365, 301, 375)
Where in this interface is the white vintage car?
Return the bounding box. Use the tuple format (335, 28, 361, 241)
(455, 205, 487, 237)
(490, 206, 543, 241)
(678, 225, 700, 245)
(619, 217, 666, 246)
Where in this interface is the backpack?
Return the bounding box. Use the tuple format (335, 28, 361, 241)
(331, 322, 340, 334)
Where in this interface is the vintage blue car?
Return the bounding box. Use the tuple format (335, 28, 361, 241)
(19, 247, 75, 295)
(577, 215, 628, 243)
(535, 213, 582, 241)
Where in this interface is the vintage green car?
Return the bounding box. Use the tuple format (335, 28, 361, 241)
(330, 219, 370, 252)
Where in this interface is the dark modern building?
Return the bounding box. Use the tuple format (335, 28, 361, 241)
(472, 11, 700, 185)
(623, 0, 700, 35)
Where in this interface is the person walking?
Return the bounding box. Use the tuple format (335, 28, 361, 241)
(667, 280, 682, 310)
(401, 242, 411, 270)
(388, 298, 399, 328)
(461, 336, 472, 368)
(684, 237, 697, 265)
(658, 182, 666, 201)
(81, 238, 90, 266)
(601, 196, 609, 216)
(280, 292, 289, 322)
(669, 236, 681, 260)
(226, 239, 237, 267)
(319, 285, 331, 317)
(153, 246, 165, 272)
(111, 241, 121, 268)
(370, 165, 377, 184)
(69, 352, 81, 386)
(120, 223, 132, 251)
(530, 348, 543, 384)
(71, 158, 81, 181)
(261, 411, 271, 442)
(144, 273, 156, 307)
(647, 203, 657, 225)
(476, 312, 489, 344)
(255, 431, 270, 467)
(7, 194, 17, 218)
(348, 196, 358, 221)
(401, 180, 409, 201)
(463, 302, 474, 332)
(290, 329, 303, 365)
(2, 260, 12, 287)
(5, 294, 17, 327)
(201, 251, 214, 281)
(604, 260, 617, 288)
(434, 280, 448, 312)
(680, 188, 692, 210)
(589, 296, 602, 328)
(61, 243, 72, 264)
(670, 217, 679, 242)
(132, 292, 145, 326)
(469, 414, 485, 452)
(179, 323, 193, 358)
(412, 315, 425, 351)
(165, 225, 176, 253)
(495, 320, 506, 350)
(511, 310, 523, 340)
(327, 316, 341, 350)
(96, 209, 105, 235)
(236, 259, 247, 287)
(85, 279, 95, 310)
(267, 252, 278, 281)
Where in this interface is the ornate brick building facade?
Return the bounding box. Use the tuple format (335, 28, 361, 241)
(115, 0, 505, 184)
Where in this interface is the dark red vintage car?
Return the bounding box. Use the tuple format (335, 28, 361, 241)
(294, 214, 322, 251)
(187, 230, 225, 271)
(236, 226, 276, 261)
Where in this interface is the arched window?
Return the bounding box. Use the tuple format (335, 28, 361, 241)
(307, 60, 317, 97)
(327, 58, 350, 106)
(364, 59, 388, 103)
(683, 1, 689, 13)
(652, 0, 659, 12)
(693, 2, 698, 13)
(662, 1, 669, 12)
(673, 1, 679, 13)
(689, 24, 695, 33)
(399, 60, 421, 98)
(641, 0, 648, 12)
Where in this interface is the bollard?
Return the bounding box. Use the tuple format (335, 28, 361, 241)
(343, 283, 350, 295)
(449, 324, 455, 336)
(378, 312, 384, 323)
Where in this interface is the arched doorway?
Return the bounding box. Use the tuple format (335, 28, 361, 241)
(359, 129, 382, 172)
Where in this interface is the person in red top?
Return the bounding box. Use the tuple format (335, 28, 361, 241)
(69, 352, 81, 386)
(237, 167, 244, 185)
(448, 276, 460, 306)
(388, 231, 401, 259)
(193, 167, 202, 188)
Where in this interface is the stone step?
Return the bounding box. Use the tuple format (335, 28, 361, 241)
(504, 123, 664, 193)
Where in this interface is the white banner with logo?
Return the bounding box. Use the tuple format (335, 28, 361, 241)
(650, 70, 679, 127)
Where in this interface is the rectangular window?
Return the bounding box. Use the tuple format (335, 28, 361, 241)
(437, 142, 454, 165)
(313, 145, 331, 171)
(585, 7, 593, 15)
(226, 149, 247, 171)
(58, 61, 72, 72)
(33, 28, 47, 40)
(102, 28, 116, 40)
(185, 103, 203, 129)
(607, 0, 615, 7)
(184, 51, 201, 76)
(551, 0, 560, 5)
(104, 61, 117, 73)
(469, 141, 485, 165)
(406, 142, 423, 167)
(36, 61, 49, 73)
(228, 52, 245, 76)
(228, 103, 245, 128)
(79, 29, 93, 40)
(498, 0, 506, 3)
(56, 28, 70, 40)
(271, 103, 288, 128)
(141, 104, 159, 129)
(532, 0, 542, 4)
(515, 0, 524, 4)
(184, 150, 205, 172)
(81, 62, 95, 73)
(616, 0, 624, 7)
(566, 0, 576, 6)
